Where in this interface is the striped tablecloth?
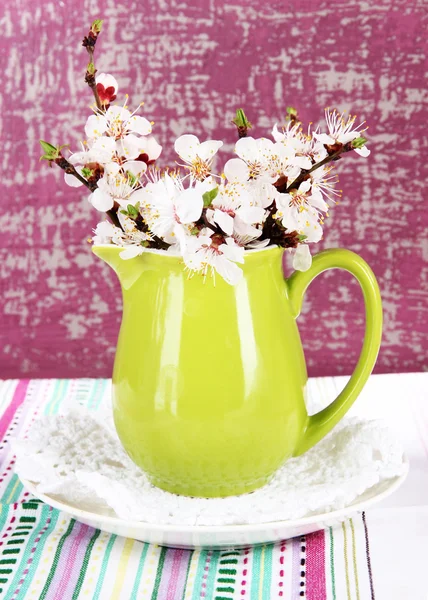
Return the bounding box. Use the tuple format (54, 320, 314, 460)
(0, 375, 427, 600)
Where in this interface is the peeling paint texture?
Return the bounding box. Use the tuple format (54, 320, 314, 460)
(0, 0, 427, 378)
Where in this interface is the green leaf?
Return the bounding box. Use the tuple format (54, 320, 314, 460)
(91, 19, 103, 34)
(286, 106, 298, 118)
(127, 204, 139, 219)
(39, 140, 57, 155)
(87, 62, 96, 75)
(81, 167, 93, 178)
(126, 171, 137, 187)
(202, 187, 219, 208)
(351, 136, 367, 149)
(232, 108, 252, 129)
(298, 234, 307, 242)
(39, 141, 61, 162)
(39, 141, 69, 162)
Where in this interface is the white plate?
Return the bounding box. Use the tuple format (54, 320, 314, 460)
(22, 460, 408, 549)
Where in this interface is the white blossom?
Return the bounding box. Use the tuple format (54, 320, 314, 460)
(184, 235, 245, 285)
(275, 180, 325, 243)
(174, 135, 223, 180)
(313, 108, 370, 157)
(224, 137, 277, 184)
(89, 164, 144, 212)
(135, 173, 203, 250)
(81, 103, 372, 284)
(206, 182, 266, 237)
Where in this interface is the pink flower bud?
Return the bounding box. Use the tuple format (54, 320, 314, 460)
(95, 73, 118, 106)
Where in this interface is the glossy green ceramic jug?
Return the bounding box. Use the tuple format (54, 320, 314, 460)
(93, 245, 382, 497)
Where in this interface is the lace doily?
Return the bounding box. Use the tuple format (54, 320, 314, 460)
(12, 405, 405, 526)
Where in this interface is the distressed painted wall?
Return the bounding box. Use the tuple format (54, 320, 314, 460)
(1, 0, 427, 378)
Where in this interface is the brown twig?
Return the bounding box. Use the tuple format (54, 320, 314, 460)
(260, 203, 275, 240)
(55, 156, 97, 191)
(85, 64, 103, 112)
(54, 155, 121, 229)
(132, 214, 170, 249)
(82, 21, 103, 111)
(279, 147, 345, 194)
(200, 209, 218, 233)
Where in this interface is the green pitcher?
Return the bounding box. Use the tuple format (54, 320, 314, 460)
(93, 245, 382, 498)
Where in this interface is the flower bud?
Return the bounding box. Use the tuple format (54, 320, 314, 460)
(232, 108, 252, 139)
(91, 19, 103, 35)
(95, 73, 118, 106)
(351, 136, 368, 149)
(232, 108, 252, 130)
(285, 106, 300, 124)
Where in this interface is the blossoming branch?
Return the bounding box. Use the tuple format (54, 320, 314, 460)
(40, 19, 370, 285)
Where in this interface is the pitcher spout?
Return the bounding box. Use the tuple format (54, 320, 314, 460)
(92, 244, 144, 290)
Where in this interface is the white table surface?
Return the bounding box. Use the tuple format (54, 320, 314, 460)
(311, 372, 428, 599)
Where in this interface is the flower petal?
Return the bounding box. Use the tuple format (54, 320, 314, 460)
(85, 115, 107, 139)
(296, 209, 323, 243)
(237, 205, 265, 224)
(105, 105, 131, 122)
(117, 134, 141, 160)
(197, 140, 223, 161)
(280, 207, 300, 232)
(246, 238, 271, 249)
(119, 245, 144, 260)
(309, 189, 329, 212)
(144, 136, 163, 160)
(293, 244, 312, 271)
(172, 223, 188, 252)
(271, 123, 285, 142)
(93, 220, 116, 239)
(256, 137, 275, 158)
(219, 239, 245, 263)
(128, 115, 152, 136)
(245, 181, 279, 208)
(312, 132, 334, 145)
(233, 217, 262, 240)
(104, 162, 121, 176)
(276, 142, 295, 160)
(95, 73, 118, 93)
(339, 131, 359, 144)
(174, 134, 200, 162)
(92, 136, 117, 153)
(64, 172, 83, 187)
(68, 151, 88, 165)
(213, 209, 234, 236)
(299, 180, 312, 194)
(214, 257, 244, 285)
(224, 158, 250, 183)
(284, 165, 301, 185)
(235, 137, 259, 162)
(90, 188, 114, 212)
(175, 188, 203, 223)
(294, 155, 313, 170)
(354, 145, 370, 157)
(124, 161, 147, 176)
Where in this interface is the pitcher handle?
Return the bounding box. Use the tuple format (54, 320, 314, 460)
(287, 248, 383, 456)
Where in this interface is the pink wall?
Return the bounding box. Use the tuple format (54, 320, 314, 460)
(1, 0, 427, 378)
